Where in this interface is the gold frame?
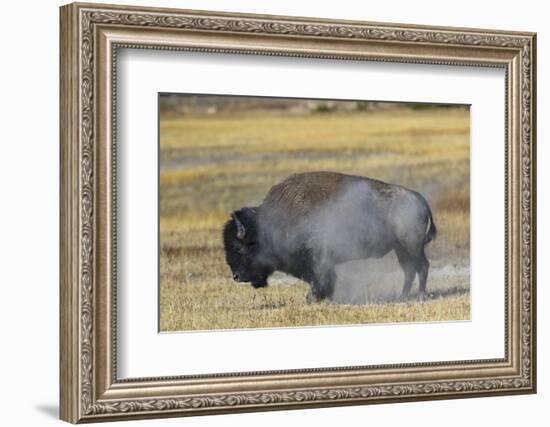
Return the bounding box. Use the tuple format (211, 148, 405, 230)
(60, 2, 537, 423)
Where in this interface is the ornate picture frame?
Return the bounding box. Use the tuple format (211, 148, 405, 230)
(60, 2, 536, 423)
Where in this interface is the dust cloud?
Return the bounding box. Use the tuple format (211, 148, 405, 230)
(260, 177, 468, 304)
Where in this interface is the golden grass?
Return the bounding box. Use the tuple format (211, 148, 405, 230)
(160, 280, 470, 332)
(160, 212, 228, 233)
(160, 110, 469, 152)
(159, 149, 468, 187)
(159, 106, 470, 331)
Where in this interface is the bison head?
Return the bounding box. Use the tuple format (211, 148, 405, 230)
(222, 207, 272, 288)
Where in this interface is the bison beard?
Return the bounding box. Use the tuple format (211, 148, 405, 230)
(223, 171, 436, 303)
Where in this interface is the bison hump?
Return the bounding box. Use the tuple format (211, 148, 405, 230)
(262, 172, 350, 217)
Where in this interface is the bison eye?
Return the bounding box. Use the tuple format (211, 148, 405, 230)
(246, 242, 257, 249)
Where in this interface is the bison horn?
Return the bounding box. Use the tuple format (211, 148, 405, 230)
(232, 212, 246, 239)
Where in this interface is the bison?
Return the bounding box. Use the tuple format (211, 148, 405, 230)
(223, 171, 436, 302)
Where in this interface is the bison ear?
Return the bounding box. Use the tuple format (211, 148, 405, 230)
(231, 211, 247, 240)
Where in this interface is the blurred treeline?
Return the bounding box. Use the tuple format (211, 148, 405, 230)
(159, 94, 468, 117)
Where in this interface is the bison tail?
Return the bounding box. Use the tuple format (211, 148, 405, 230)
(425, 212, 437, 244)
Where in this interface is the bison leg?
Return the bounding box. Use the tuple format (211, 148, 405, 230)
(320, 267, 336, 300)
(416, 250, 430, 297)
(395, 247, 417, 299)
(307, 267, 336, 303)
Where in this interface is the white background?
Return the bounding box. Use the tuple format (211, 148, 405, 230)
(118, 50, 505, 377)
(0, 0, 545, 426)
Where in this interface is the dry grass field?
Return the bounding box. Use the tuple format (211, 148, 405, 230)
(159, 100, 470, 332)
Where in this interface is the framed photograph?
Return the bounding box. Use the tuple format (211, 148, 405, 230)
(60, 2, 537, 423)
